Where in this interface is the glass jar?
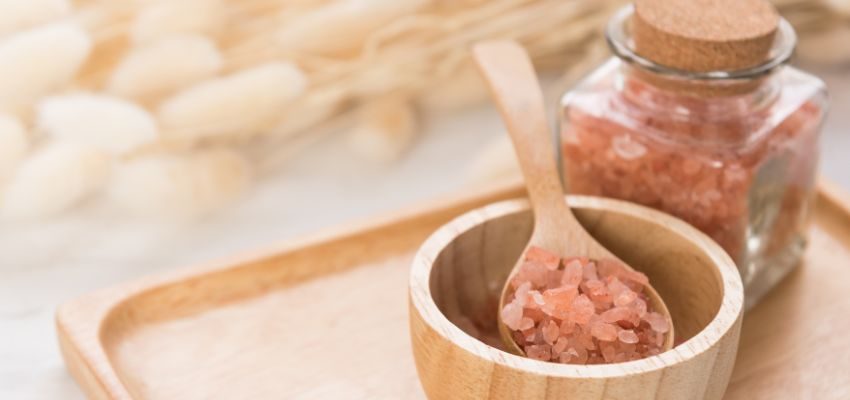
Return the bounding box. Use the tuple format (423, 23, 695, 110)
(558, 5, 827, 308)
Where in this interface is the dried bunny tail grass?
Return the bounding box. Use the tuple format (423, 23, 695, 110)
(0, 115, 29, 181)
(158, 62, 308, 141)
(37, 93, 158, 155)
(417, 59, 488, 113)
(130, 0, 226, 44)
(0, 0, 71, 37)
(276, 0, 430, 56)
(253, 102, 358, 173)
(346, 94, 418, 162)
(0, 22, 92, 116)
(107, 148, 250, 217)
(267, 87, 345, 139)
(301, 0, 606, 95)
(107, 34, 223, 101)
(1, 143, 110, 219)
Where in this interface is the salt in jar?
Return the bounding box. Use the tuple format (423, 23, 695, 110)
(558, 0, 828, 308)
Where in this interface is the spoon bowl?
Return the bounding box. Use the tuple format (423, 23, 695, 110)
(472, 40, 674, 357)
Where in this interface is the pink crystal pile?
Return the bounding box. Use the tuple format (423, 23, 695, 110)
(500, 246, 670, 364)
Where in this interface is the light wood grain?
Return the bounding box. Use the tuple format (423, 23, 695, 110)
(56, 181, 850, 399)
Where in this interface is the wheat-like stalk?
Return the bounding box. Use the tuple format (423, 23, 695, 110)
(0, 0, 838, 219)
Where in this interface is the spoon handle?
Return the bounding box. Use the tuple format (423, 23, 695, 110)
(472, 41, 578, 235)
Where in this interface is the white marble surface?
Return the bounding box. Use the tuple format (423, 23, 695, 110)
(1, 67, 848, 400)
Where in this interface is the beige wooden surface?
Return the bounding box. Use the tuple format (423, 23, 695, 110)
(57, 181, 850, 399)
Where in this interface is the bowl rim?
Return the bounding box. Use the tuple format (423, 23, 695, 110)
(409, 195, 743, 378)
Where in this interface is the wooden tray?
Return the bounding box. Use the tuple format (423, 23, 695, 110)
(56, 180, 850, 400)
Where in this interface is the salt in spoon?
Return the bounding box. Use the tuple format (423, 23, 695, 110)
(472, 40, 674, 357)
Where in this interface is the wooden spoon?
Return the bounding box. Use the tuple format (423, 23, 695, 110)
(472, 40, 674, 356)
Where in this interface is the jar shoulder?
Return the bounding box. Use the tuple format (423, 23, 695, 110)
(559, 61, 828, 150)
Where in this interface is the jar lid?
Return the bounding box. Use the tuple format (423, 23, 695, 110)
(633, 0, 779, 72)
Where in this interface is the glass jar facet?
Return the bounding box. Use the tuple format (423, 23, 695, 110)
(559, 58, 826, 309)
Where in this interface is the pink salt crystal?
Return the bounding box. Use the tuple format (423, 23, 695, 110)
(575, 325, 596, 350)
(617, 342, 636, 355)
(529, 291, 545, 307)
(524, 307, 547, 322)
(562, 259, 583, 286)
(621, 312, 641, 329)
(600, 343, 617, 363)
(634, 297, 648, 317)
(515, 282, 532, 307)
(570, 295, 595, 325)
(682, 158, 702, 176)
(655, 331, 664, 347)
(618, 329, 639, 344)
(583, 261, 599, 281)
(563, 339, 589, 364)
(523, 327, 538, 344)
(644, 312, 670, 333)
(590, 320, 619, 342)
(597, 259, 649, 290)
(553, 337, 569, 354)
(583, 279, 606, 295)
(614, 290, 638, 307)
(513, 259, 549, 288)
(560, 320, 575, 335)
(546, 269, 564, 289)
(543, 320, 560, 345)
(564, 256, 590, 266)
(616, 317, 638, 330)
(637, 328, 651, 345)
(526, 344, 552, 361)
(500, 301, 523, 330)
(503, 250, 667, 366)
(606, 277, 628, 298)
(601, 306, 634, 325)
(596, 258, 626, 279)
(541, 286, 578, 319)
(525, 246, 560, 270)
(573, 346, 589, 364)
(512, 331, 527, 346)
(623, 269, 649, 287)
(560, 348, 580, 363)
(612, 134, 647, 160)
(583, 279, 612, 308)
(587, 354, 605, 365)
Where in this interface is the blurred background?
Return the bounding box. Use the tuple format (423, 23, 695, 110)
(0, 0, 847, 398)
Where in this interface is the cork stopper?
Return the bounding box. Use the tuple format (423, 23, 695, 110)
(633, 0, 779, 72)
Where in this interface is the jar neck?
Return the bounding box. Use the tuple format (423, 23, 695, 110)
(602, 4, 796, 134)
(616, 63, 782, 120)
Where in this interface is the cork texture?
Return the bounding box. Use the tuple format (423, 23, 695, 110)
(633, 0, 779, 72)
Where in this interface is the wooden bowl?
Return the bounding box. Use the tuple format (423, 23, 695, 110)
(409, 196, 743, 400)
